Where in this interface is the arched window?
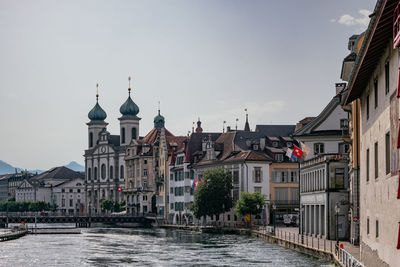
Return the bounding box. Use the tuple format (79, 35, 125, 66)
(89, 132, 93, 147)
(121, 128, 126, 144)
(94, 167, 98, 180)
(88, 168, 92, 180)
(101, 164, 106, 179)
(132, 128, 137, 140)
(110, 166, 113, 179)
(120, 165, 124, 179)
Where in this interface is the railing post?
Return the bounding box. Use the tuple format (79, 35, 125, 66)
(324, 238, 326, 252)
(311, 236, 313, 248)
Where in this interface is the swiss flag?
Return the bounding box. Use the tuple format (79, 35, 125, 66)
(293, 145, 303, 158)
(194, 180, 199, 188)
(118, 186, 123, 192)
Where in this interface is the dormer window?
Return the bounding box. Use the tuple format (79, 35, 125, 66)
(253, 144, 259, 150)
(272, 141, 279, 147)
(286, 142, 292, 148)
(340, 119, 348, 128)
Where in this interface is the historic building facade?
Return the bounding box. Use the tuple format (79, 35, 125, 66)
(344, 1, 400, 265)
(294, 88, 350, 240)
(84, 84, 140, 214)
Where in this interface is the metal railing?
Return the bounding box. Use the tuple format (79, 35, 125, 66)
(335, 244, 364, 267)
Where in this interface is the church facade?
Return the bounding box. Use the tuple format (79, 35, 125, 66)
(84, 84, 140, 214)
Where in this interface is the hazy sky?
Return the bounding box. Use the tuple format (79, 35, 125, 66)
(0, 0, 376, 170)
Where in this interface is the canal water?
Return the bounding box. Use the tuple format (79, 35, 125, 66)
(0, 228, 333, 266)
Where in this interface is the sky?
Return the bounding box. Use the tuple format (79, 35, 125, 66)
(0, 0, 376, 170)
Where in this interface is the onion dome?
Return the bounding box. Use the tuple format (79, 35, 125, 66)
(88, 93, 107, 122)
(120, 88, 139, 117)
(154, 109, 165, 129)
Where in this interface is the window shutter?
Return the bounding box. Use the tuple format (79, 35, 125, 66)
(260, 170, 263, 183)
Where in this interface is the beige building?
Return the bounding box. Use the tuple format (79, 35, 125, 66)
(344, 0, 400, 265)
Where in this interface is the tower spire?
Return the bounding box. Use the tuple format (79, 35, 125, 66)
(96, 83, 99, 102)
(128, 76, 131, 96)
(158, 101, 160, 115)
(244, 108, 250, 131)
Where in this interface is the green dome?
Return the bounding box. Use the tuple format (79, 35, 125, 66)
(154, 110, 165, 129)
(120, 94, 139, 117)
(88, 101, 107, 122)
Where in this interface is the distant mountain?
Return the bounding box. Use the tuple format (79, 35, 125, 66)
(64, 161, 85, 172)
(0, 160, 23, 175)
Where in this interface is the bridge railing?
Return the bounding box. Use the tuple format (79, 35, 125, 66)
(0, 211, 158, 218)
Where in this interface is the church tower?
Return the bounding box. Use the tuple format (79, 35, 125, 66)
(87, 84, 108, 149)
(119, 77, 140, 145)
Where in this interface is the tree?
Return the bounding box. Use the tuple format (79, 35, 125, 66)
(100, 199, 114, 213)
(235, 192, 265, 226)
(191, 169, 233, 222)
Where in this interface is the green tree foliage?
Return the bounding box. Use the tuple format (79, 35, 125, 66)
(100, 199, 114, 212)
(191, 169, 233, 219)
(0, 201, 53, 212)
(235, 192, 265, 222)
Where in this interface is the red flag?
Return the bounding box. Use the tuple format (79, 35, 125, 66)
(118, 186, 122, 192)
(293, 145, 303, 158)
(194, 180, 199, 188)
(397, 222, 400, 249)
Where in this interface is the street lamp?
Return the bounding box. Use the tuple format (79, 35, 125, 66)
(335, 202, 340, 247)
(272, 203, 277, 235)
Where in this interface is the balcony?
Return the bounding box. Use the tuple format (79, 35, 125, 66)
(272, 200, 299, 207)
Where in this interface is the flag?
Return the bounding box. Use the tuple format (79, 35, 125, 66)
(286, 148, 297, 162)
(300, 142, 310, 158)
(293, 145, 303, 158)
(118, 186, 123, 192)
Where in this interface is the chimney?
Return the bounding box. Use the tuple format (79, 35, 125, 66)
(260, 138, 266, 150)
(335, 83, 346, 95)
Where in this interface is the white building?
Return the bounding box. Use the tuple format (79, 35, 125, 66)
(344, 1, 400, 265)
(15, 167, 84, 214)
(84, 85, 140, 214)
(294, 89, 350, 240)
(53, 177, 85, 214)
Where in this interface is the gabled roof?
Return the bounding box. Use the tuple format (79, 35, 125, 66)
(255, 125, 296, 137)
(187, 132, 221, 163)
(31, 166, 83, 181)
(293, 94, 341, 137)
(345, 0, 398, 104)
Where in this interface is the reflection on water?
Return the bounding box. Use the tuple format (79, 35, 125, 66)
(0, 228, 333, 266)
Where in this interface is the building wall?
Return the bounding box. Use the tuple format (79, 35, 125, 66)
(359, 43, 400, 267)
(53, 178, 85, 214)
(315, 105, 347, 132)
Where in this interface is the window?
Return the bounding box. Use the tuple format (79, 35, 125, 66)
(385, 61, 389, 95)
(334, 168, 345, 189)
(143, 169, 148, 177)
(366, 94, 370, 120)
(132, 127, 137, 140)
(386, 132, 390, 174)
(120, 165, 124, 179)
(367, 217, 370, 235)
(88, 168, 91, 180)
(366, 149, 370, 182)
(70, 199, 73, 207)
(62, 198, 65, 207)
(89, 132, 93, 148)
(69, 189, 73, 193)
(338, 143, 349, 153)
(290, 171, 297, 182)
(170, 187, 173, 194)
(121, 128, 126, 144)
(143, 195, 147, 201)
(170, 203, 174, 210)
(94, 167, 98, 180)
(62, 189, 65, 193)
(254, 187, 262, 193)
(376, 219, 379, 238)
(314, 143, 324, 154)
(77, 189, 81, 193)
(374, 142, 378, 179)
(275, 154, 283, 162)
(340, 119, 348, 128)
(286, 142, 292, 147)
(143, 180, 147, 188)
(374, 79, 378, 109)
(254, 168, 262, 183)
(110, 166, 113, 179)
(272, 141, 279, 147)
(233, 189, 239, 203)
(144, 159, 147, 165)
(101, 164, 106, 179)
(170, 174, 173, 180)
(233, 171, 239, 184)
